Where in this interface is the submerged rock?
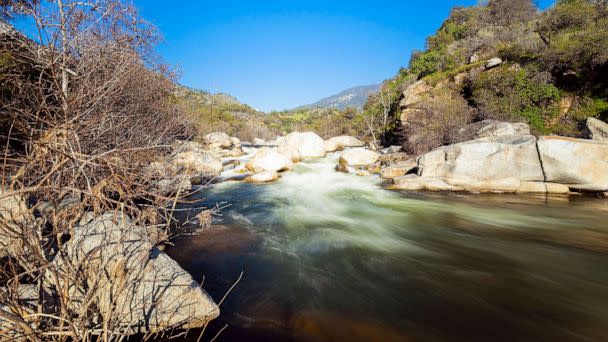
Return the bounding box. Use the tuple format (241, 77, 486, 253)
(537, 136, 608, 191)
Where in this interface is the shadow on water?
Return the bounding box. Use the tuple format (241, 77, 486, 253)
(166, 157, 608, 342)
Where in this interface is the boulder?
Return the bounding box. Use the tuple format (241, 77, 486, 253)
(54, 212, 219, 333)
(399, 80, 431, 108)
(400, 108, 425, 124)
(253, 138, 266, 146)
(380, 159, 417, 179)
(0, 191, 31, 257)
(328, 135, 364, 148)
(230, 136, 241, 148)
(485, 57, 503, 69)
(418, 134, 544, 183)
(246, 148, 293, 173)
(586, 117, 608, 142)
(246, 171, 279, 183)
(323, 139, 342, 152)
(537, 136, 608, 191)
(444, 177, 522, 193)
(387, 145, 403, 153)
(279, 131, 326, 159)
(203, 132, 232, 149)
(393, 175, 459, 191)
(338, 148, 379, 166)
(516, 182, 570, 194)
(475, 121, 530, 138)
(172, 151, 223, 176)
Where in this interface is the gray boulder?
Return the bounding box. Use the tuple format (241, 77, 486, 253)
(586, 117, 608, 142)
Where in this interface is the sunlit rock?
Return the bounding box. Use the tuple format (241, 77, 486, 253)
(586, 117, 608, 142)
(246, 148, 293, 173)
(203, 131, 232, 149)
(339, 148, 379, 167)
(246, 170, 279, 183)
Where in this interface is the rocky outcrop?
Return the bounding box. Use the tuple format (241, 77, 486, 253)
(246, 148, 293, 173)
(585, 117, 608, 142)
(537, 136, 608, 191)
(54, 212, 219, 333)
(338, 148, 379, 167)
(418, 134, 544, 183)
(398, 81, 431, 124)
(246, 170, 279, 183)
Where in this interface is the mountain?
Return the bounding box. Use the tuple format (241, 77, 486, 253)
(296, 84, 380, 111)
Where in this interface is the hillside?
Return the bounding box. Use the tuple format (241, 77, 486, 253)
(361, 0, 608, 154)
(296, 84, 380, 110)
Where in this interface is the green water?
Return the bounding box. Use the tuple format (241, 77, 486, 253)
(169, 154, 608, 342)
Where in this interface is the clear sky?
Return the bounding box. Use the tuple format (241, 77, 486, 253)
(139, 1, 551, 111)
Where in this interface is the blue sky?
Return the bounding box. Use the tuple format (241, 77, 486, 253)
(18, 1, 555, 111)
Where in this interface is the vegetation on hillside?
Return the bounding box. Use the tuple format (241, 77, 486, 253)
(363, 0, 608, 154)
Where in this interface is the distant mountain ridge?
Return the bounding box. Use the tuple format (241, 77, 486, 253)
(296, 84, 380, 111)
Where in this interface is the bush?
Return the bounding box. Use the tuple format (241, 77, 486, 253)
(472, 65, 561, 133)
(401, 86, 475, 155)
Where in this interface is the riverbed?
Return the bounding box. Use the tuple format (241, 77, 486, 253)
(168, 153, 608, 342)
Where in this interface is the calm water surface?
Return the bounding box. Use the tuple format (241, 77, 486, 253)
(167, 154, 608, 342)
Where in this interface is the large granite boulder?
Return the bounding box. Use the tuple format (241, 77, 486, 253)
(278, 131, 326, 160)
(339, 148, 379, 166)
(537, 136, 608, 191)
(475, 121, 530, 138)
(328, 135, 364, 148)
(246, 148, 293, 173)
(203, 132, 233, 149)
(323, 140, 342, 152)
(54, 212, 219, 334)
(586, 117, 608, 142)
(172, 150, 223, 176)
(417, 134, 544, 183)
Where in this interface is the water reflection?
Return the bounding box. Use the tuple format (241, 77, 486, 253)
(168, 156, 608, 342)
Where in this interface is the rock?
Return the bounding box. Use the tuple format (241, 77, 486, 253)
(355, 170, 371, 177)
(203, 132, 232, 149)
(253, 138, 266, 145)
(469, 53, 479, 64)
(475, 121, 530, 138)
(586, 117, 608, 142)
(54, 212, 219, 333)
(323, 139, 342, 152)
(155, 176, 192, 195)
(246, 148, 293, 173)
(399, 80, 431, 108)
(393, 175, 458, 191)
(485, 57, 503, 69)
(516, 182, 571, 194)
(418, 134, 544, 183)
(0, 191, 31, 257)
(328, 135, 364, 148)
(537, 136, 608, 191)
(338, 148, 379, 166)
(387, 145, 403, 153)
(246, 170, 279, 183)
(444, 177, 521, 193)
(279, 131, 326, 159)
(366, 162, 382, 174)
(230, 136, 241, 148)
(173, 151, 223, 176)
(381, 159, 417, 179)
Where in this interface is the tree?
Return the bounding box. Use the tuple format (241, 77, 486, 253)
(487, 0, 537, 26)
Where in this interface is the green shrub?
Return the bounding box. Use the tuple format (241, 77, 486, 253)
(472, 65, 561, 133)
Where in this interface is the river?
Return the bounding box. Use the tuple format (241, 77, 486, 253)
(168, 153, 608, 342)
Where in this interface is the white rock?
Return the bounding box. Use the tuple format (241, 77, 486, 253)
(338, 148, 379, 166)
(203, 132, 232, 149)
(537, 136, 608, 191)
(328, 135, 365, 148)
(246, 170, 279, 183)
(586, 117, 608, 142)
(418, 135, 544, 183)
(475, 121, 530, 138)
(485, 57, 503, 69)
(323, 140, 342, 152)
(246, 148, 293, 173)
(172, 151, 223, 176)
(279, 131, 326, 159)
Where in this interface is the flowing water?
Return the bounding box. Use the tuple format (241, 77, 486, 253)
(168, 153, 608, 342)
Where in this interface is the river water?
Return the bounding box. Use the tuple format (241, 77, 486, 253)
(168, 153, 608, 342)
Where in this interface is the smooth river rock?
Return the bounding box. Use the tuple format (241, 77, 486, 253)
(246, 148, 293, 173)
(246, 170, 279, 183)
(328, 135, 365, 148)
(537, 136, 608, 191)
(172, 150, 223, 176)
(278, 131, 326, 160)
(417, 134, 544, 183)
(339, 148, 380, 167)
